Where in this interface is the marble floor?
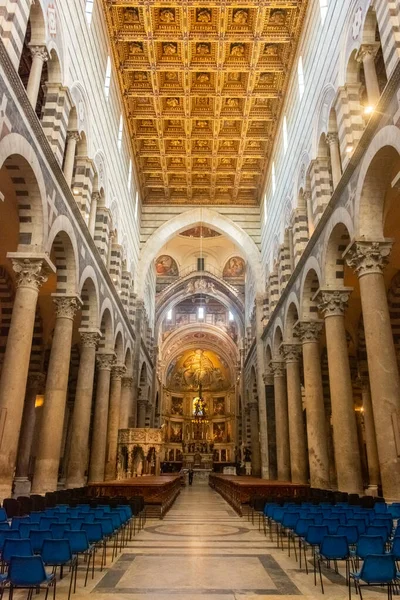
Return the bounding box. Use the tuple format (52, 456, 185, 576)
(50, 484, 384, 600)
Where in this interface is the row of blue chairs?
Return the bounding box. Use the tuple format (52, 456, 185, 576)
(263, 500, 400, 597)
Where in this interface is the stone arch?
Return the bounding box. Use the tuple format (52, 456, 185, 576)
(114, 329, 124, 363)
(98, 306, 114, 352)
(265, 344, 273, 371)
(322, 212, 354, 286)
(300, 260, 322, 320)
(139, 362, 147, 390)
(94, 151, 107, 198)
(338, 0, 369, 87)
(354, 125, 400, 238)
(272, 324, 284, 358)
(69, 82, 91, 154)
(294, 150, 311, 199)
(28, 0, 46, 45)
(284, 300, 300, 343)
(47, 216, 79, 295)
(47, 46, 63, 84)
(135, 207, 264, 297)
(124, 346, 133, 376)
(313, 83, 337, 157)
(0, 134, 49, 248)
(79, 275, 99, 330)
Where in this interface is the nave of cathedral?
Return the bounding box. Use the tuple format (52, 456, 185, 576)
(1, 0, 400, 596)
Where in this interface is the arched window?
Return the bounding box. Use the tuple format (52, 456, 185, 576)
(104, 56, 112, 99)
(298, 56, 305, 98)
(319, 0, 328, 24)
(283, 116, 288, 154)
(85, 0, 94, 25)
(117, 114, 123, 151)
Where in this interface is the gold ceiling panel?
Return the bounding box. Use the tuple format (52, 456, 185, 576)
(102, 0, 308, 205)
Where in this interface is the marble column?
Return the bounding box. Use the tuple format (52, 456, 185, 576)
(360, 376, 380, 494)
(105, 365, 126, 481)
(137, 397, 147, 428)
(32, 295, 81, 493)
(0, 255, 53, 499)
(14, 372, 45, 495)
(66, 329, 101, 489)
(326, 133, 342, 189)
(120, 376, 133, 429)
(357, 44, 381, 107)
(346, 240, 400, 498)
(318, 289, 363, 494)
(88, 353, 115, 483)
(26, 45, 48, 108)
(63, 131, 80, 187)
(281, 344, 308, 484)
(294, 321, 330, 489)
(88, 191, 99, 238)
(270, 360, 291, 481)
(255, 296, 270, 478)
(248, 401, 261, 477)
(304, 191, 314, 237)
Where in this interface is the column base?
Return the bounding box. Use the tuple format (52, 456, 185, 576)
(365, 485, 379, 497)
(57, 479, 66, 491)
(13, 477, 31, 497)
(65, 478, 86, 490)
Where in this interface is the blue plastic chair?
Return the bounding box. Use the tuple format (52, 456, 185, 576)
(94, 518, 116, 564)
(323, 518, 340, 534)
(50, 523, 71, 539)
(0, 510, 7, 523)
(0, 530, 20, 556)
(29, 529, 53, 554)
(348, 518, 367, 535)
(350, 535, 385, 569)
(300, 525, 329, 577)
(279, 512, 300, 553)
(373, 503, 388, 515)
(289, 518, 314, 563)
(2, 538, 33, 567)
(29, 512, 45, 524)
(0, 525, 10, 533)
(63, 530, 94, 586)
(80, 523, 105, 572)
(337, 525, 359, 546)
(349, 554, 396, 599)
(68, 518, 85, 531)
(39, 517, 55, 530)
(41, 539, 77, 600)
(19, 523, 39, 539)
(76, 505, 90, 513)
(10, 516, 30, 530)
(8, 555, 55, 600)
(366, 525, 390, 545)
(316, 535, 350, 592)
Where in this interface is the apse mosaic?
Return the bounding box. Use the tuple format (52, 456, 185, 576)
(155, 255, 179, 276)
(223, 256, 245, 278)
(179, 226, 221, 238)
(166, 348, 231, 392)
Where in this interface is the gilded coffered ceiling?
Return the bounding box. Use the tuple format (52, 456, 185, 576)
(102, 1, 308, 205)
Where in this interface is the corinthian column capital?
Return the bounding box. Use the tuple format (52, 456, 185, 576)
(96, 352, 116, 371)
(79, 328, 101, 348)
(9, 254, 55, 291)
(356, 42, 380, 63)
(270, 360, 286, 378)
(122, 376, 134, 389)
(111, 364, 126, 381)
(294, 320, 323, 343)
(29, 45, 49, 62)
(326, 132, 339, 146)
(262, 372, 274, 385)
(52, 295, 82, 320)
(317, 288, 352, 318)
(281, 343, 302, 363)
(345, 240, 393, 277)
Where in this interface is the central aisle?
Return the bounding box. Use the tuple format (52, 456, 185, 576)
(91, 484, 348, 599)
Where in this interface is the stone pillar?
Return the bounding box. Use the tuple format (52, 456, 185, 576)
(66, 329, 101, 489)
(318, 289, 363, 494)
(32, 296, 81, 493)
(346, 240, 400, 499)
(0, 255, 53, 499)
(88, 353, 115, 483)
(255, 296, 270, 478)
(26, 45, 48, 108)
(304, 191, 314, 237)
(294, 321, 330, 489)
(88, 191, 99, 238)
(357, 44, 381, 107)
(105, 365, 126, 481)
(248, 401, 261, 477)
(281, 344, 308, 484)
(120, 376, 133, 430)
(63, 131, 80, 187)
(360, 376, 380, 495)
(270, 360, 291, 481)
(326, 133, 342, 189)
(14, 372, 45, 495)
(137, 397, 147, 428)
